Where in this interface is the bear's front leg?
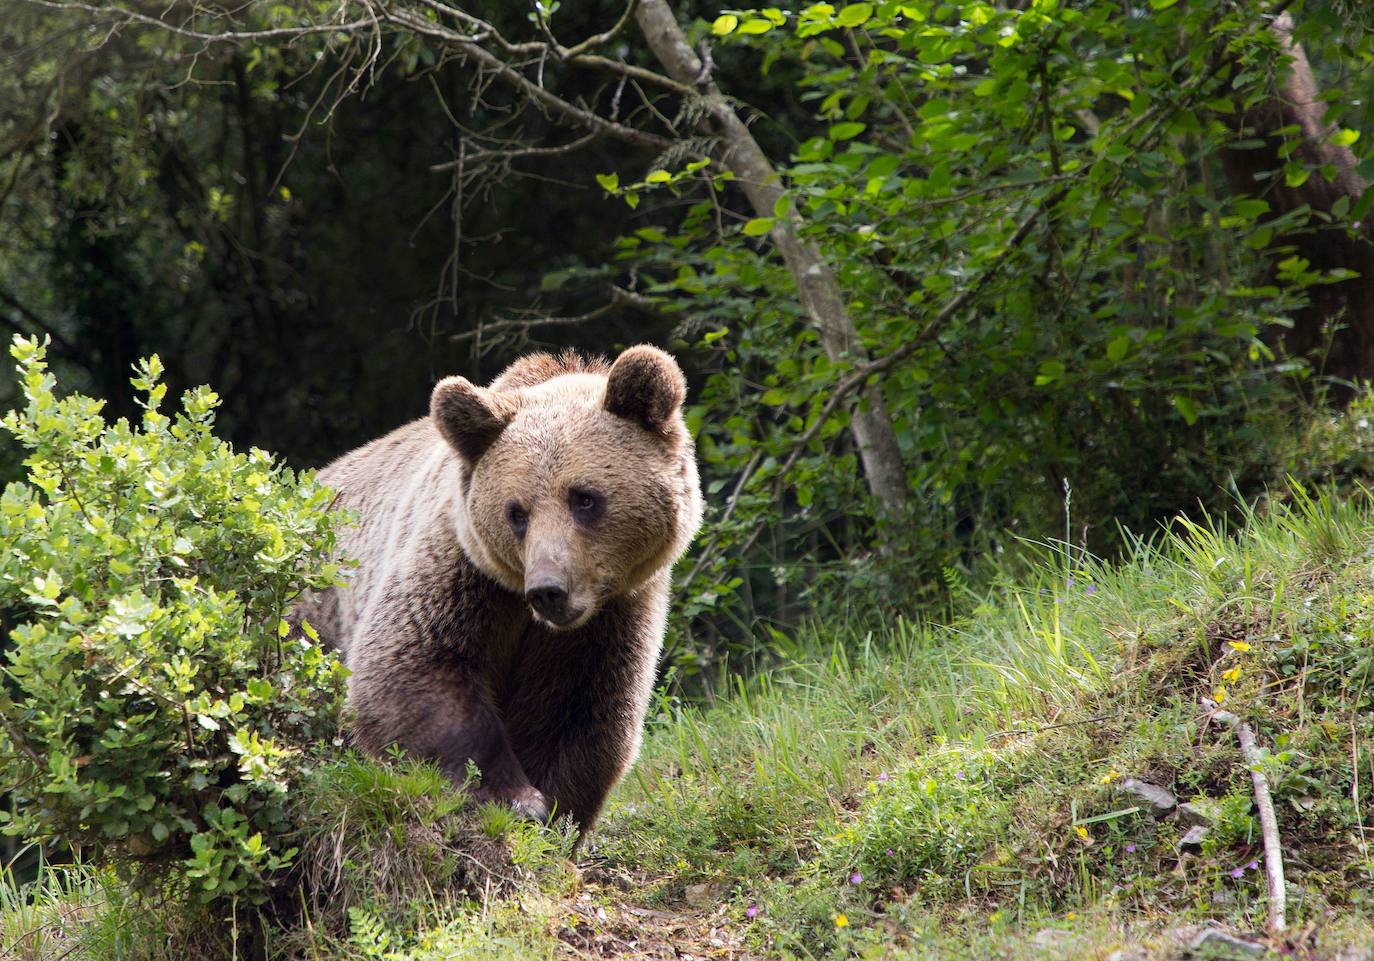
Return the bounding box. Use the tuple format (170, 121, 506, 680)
(347, 626, 550, 821)
(505, 596, 663, 831)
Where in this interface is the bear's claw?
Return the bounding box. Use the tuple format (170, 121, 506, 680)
(505, 785, 552, 822)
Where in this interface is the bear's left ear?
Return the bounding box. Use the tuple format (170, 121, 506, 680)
(431, 376, 517, 463)
(603, 345, 686, 436)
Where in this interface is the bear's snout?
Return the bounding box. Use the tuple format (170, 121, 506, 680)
(525, 576, 575, 625)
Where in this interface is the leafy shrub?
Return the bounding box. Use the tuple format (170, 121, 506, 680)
(1282, 385, 1374, 491)
(0, 336, 347, 907)
(827, 751, 1008, 899)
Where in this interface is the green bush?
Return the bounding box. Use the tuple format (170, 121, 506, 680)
(826, 750, 1009, 900)
(0, 336, 347, 907)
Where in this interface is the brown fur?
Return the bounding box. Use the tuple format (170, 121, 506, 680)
(295, 346, 701, 829)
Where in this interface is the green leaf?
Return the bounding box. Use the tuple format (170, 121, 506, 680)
(1106, 336, 1130, 363)
(595, 172, 619, 192)
(644, 170, 673, 184)
(1034, 360, 1065, 386)
(743, 217, 775, 237)
(1088, 199, 1111, 229)
(829, 122, 866, 141)
(737, 18, 775, 34)
(1148, 0, 1178, 8)
(711, 14, 739, 35)
(1172, 395, 1200, 425)
(836, 2, 873, 26)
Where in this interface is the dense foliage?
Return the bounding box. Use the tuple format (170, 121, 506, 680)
(0, 337, 346, 907)
(4, 2, 1374, 677)
(628, 1, 1374, 667)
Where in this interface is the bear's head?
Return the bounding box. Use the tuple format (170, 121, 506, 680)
(430, 345, 702, 630)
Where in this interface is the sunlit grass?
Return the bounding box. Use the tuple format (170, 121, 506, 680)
(601, 486, 1374, 955)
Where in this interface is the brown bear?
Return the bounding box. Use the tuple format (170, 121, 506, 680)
(294, 345, 701, 829)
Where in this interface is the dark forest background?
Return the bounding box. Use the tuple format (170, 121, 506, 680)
(5, 0, 1374, 678)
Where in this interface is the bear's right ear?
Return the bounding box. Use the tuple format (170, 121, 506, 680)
(603, 345, 687, 437)
(431, 377, 516, 463)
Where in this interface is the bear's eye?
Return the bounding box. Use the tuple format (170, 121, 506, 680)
(506, 502, 529, 536)
(569, 488, 604, 525)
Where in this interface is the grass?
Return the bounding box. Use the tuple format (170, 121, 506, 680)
(4, 483, 1374, 958)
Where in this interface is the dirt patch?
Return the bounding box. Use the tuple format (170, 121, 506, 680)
(556, 885, 755, 960)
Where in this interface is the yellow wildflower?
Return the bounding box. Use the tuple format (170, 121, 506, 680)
(1099, 769, 1121, 785)
(1222, 665, 1241, 683)
(1228, 640, 1252, 652)
(1213, 686, 1228, 703)
(834, 913, 850, 929)
(1074, 825, 1093, 845)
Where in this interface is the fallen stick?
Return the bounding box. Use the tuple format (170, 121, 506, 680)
(1201, 697, 1287, 935)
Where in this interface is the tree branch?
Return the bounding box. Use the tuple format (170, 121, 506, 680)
(429, 130, 601, 172)
(1202, 698, 1288, 935)
(386, 8, 674, 152)
(13, 0, 379, 44)
(0, 286, 78, 357)
(448, 285, 659, 344)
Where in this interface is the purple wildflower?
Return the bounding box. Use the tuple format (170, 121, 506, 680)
(850, 872, 863, 885)
(1247, 860, 1259, 871)
(876, 772, 890, 783)
(886, 848, 895, 857)
(1125, 843, 1137, 854)
(1085, 584, 1097, 595)
(746, 904, 759, 919)
(955, 770, 967, 780)
(1231, 867, 1244, 879)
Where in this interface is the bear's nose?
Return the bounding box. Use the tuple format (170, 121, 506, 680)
(525, 579, 570, 621)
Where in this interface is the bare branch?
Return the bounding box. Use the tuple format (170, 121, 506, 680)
(1203, 698, 1288, 935)
(13, 0, 378, 44)
(430, 130, 601, 172)
(386, 8, 675, 152)
(0, 285, 78, 356)
(448, 285, 659, 344)
(562, 0, 639, 59)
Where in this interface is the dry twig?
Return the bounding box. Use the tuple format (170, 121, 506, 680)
(1201, 697, 1287, 935)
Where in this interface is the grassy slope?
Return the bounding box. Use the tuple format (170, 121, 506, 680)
(5, 487, 1374, 959)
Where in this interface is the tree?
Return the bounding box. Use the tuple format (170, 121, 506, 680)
(1219, 11, 1374, 385)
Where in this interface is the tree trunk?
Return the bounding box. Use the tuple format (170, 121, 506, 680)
(1220, 12, 1374, 386)
(634, 0, 909, 517)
